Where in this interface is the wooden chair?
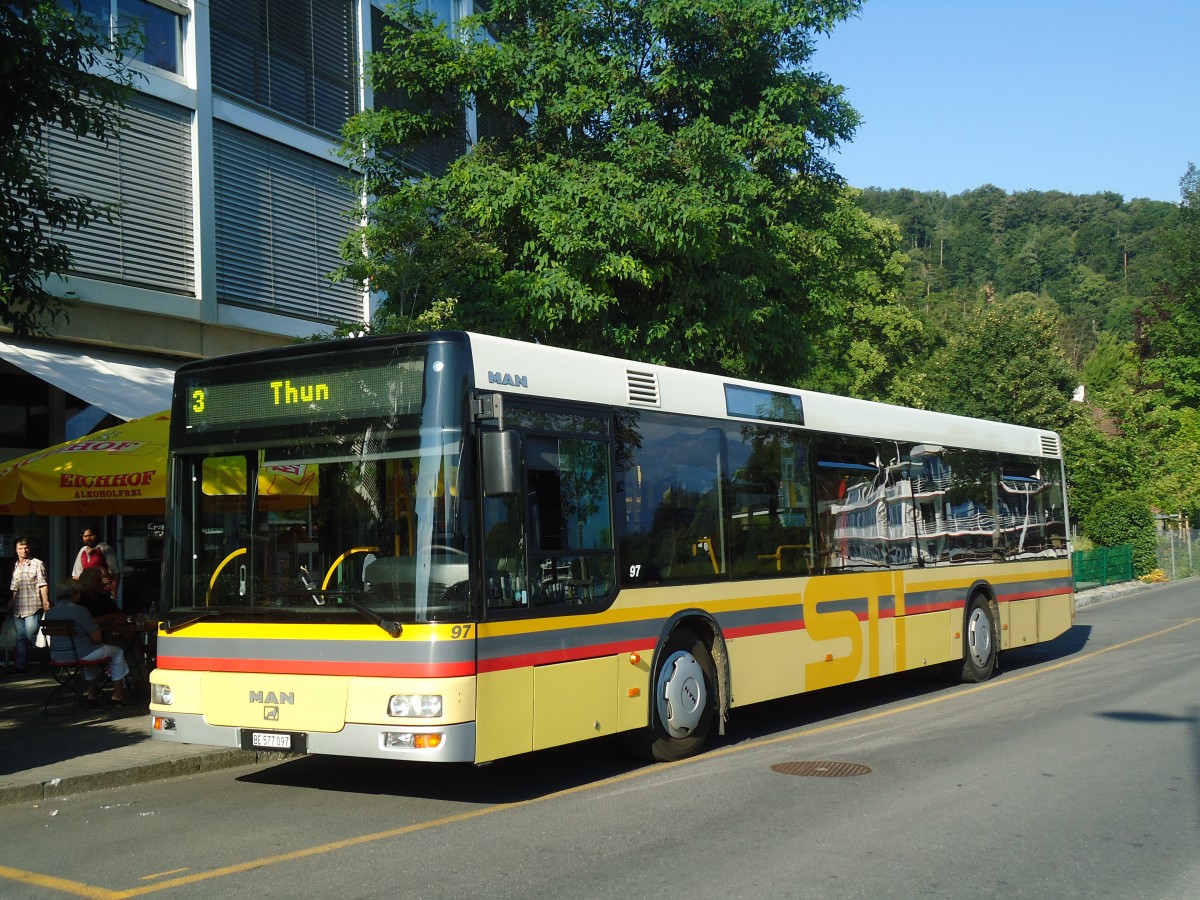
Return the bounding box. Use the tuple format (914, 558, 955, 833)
(41, 620, 109, 715)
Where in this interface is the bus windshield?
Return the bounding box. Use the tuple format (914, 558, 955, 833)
(163, 340, 473, 625)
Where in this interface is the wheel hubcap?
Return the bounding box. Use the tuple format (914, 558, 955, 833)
(967, 607, 993, 668)
(657, 650, 706, 738)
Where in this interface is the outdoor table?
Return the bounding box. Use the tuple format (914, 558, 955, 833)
(104, 619, 158, 694)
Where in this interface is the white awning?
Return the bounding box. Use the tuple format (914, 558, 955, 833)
(0, 338, 179, 422)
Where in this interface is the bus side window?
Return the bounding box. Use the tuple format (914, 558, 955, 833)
(617, 414, 724, 584)
(529, 467, 564, 551)
(724, 422, 813, 578)
(525, 435, 614, 608)
(488, 427, 617, 613)
(484, 494, 527, 608)
(814, 438, 887, 572)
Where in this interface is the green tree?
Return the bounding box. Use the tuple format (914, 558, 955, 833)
(1138, 164, 1200, 406)
(342, 0, 878, 383)
(795, 192, 929, 404)
(923, 292, 1076, 431)
(1080, 490, 1157, 577)
(0, 2, 136, 335)
(1081, 330, 1135, 400)
(1060, 407, 1141, 528)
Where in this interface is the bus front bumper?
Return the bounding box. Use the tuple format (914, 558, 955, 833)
(149, 712, 478, 763)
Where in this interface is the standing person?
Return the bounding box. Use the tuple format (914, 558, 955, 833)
(44, 578, 130, 705)
(6, 537, 49, 674)
(72, 526, 120, 597)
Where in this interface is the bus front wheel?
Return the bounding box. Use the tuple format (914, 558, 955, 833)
(634, 628, 717, 762)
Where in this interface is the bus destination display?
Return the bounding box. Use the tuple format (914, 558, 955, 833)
(183, 359, 425, 430)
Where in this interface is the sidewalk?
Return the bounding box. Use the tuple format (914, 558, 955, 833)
(0, 669, 257, 807)
(0, 581, 1152, 807)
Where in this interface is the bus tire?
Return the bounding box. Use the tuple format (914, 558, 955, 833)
(955, 592, 998, 683)
(627, 628, 717, 762)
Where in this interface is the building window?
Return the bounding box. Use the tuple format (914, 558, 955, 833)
(46, 93, 195, 294)
(210, 0, 358, 136)
(213, 123, 362, 323)
(74, 0, 185, 75)
(369, 4, 463, 177)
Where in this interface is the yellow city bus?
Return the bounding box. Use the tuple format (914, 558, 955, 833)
(149, 331, 1073, 763)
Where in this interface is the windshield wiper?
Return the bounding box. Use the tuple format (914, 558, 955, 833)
(344, 598, 403, 638)
(163, 609, 225, 633)
(163, 606, 275, 633)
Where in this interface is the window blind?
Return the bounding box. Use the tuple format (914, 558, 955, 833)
(213, 123, 362, 323)
(210, 0, 358, 136)
(46, 93, 195, 294)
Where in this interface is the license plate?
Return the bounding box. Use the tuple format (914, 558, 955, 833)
(252, 732, 290, 749)
(242, 730, 306, 752)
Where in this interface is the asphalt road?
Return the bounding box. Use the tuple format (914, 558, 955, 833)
(2, 580, 1198, 899)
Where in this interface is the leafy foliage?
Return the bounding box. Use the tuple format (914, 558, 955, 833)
(1080, 330, 1135, 401)
(1059, 404, 1142, 527)
(922, 292, 1076, 431)
(341, 0, 925, 385)
(1080, 490, 1157, 576)
(1136, 164, 1200, 406)
(0, 1, 136, 335)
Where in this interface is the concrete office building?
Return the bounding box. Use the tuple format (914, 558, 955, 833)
(1, 0, 467, 596)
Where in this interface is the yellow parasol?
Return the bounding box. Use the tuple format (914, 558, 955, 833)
(0, 411, 318, 516)
(0, 412, 170, 515)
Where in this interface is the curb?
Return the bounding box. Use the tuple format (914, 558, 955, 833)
(0, 749, 257, 808)
(1074, 579, 1151, 609)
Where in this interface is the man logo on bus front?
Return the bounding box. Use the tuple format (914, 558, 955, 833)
(264, 707, 280, 721)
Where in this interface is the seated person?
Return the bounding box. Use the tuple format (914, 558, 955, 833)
(77, 567, 123, 628)
(44, 579, 131, 705)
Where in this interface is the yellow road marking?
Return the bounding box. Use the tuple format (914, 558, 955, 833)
(5, 613, 1199, 898)
(139, 870, 189, 882)
(0, 865, 123, 899)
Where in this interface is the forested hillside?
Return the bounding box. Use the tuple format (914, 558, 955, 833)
(851, 170, 1200, 540)
(855, 186, 1174, 368)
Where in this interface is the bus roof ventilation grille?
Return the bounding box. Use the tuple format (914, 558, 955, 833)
(626, 369, 660, 407)
(1040, 435, 1061, 457)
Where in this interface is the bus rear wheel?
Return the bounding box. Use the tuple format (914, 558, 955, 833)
(956, 593, 998, 683)
(626, 628, 717, 762)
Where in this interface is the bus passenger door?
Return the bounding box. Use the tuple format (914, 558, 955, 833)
(475, 408, 619, 761)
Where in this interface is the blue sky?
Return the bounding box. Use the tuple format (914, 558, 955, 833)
(813, 1, 1199, 203)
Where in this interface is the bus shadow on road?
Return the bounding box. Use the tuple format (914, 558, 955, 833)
(233, 624, 1097, 804)
(995, 623, 1093, 675)
(234, 737, 650, 804)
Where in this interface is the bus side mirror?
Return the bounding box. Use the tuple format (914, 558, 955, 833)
(482, 430, 521, 497)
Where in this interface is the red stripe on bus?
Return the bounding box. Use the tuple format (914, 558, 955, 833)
(723, 618, 805, 640)
(996, 588, 1063, 603)
(156, 656, 477, 678)
(901, 600, 962, 615)
(477, 639, 648, 673)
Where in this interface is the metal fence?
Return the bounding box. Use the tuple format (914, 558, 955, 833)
(1072, 544, 1133, 589)
(1157, 528, 1199, 580)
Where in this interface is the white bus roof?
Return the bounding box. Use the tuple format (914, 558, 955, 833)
(465, 332, 1062, 460)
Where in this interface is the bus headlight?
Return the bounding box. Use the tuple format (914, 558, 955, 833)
(152, 683, 173, 706)
(388, 694, 443, 718)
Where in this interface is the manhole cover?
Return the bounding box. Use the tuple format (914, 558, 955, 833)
(771, 761, 872, 778)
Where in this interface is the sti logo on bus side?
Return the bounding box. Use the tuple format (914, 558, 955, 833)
(488, 371, 528, 388)
(249, 691, 294, 705)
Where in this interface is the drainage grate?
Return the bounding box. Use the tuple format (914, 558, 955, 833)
(771, 761, 872, 778)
